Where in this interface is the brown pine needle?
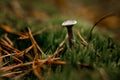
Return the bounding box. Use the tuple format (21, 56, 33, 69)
(58, 34, 68, 49)
(36, 48, 64, 67)
(0, 38, 11, 48)
(0, 53, 16, 59)
(0, 38, 23, 63)
(33, 28, 46, 35)
(24, 45, 33, 53)
(75, 30, 88, 46)
(27, 27, 45, 56)
(50, 47, 63, 59)
(17, 33, 29, 39)
(16, 45, 33, 57)
(0, 52, 3, 68)
(0, 62, 33, 72)
(0, 38, 21, 53)
(0, 25, 29, 39)
(1, 71, 23, 77)
(1, 61, 10, 67)
(0, 47, 23, 63)
(4, 34, 13, 46)
(0, 25, 16, 33)
(47, 60, 66, 65)
(33, 46, 63, 67)
(32, 60, 42, 80)
(25, 54, 34, 60)
(48, 34, 67, 59)
(28, 27, 38, 56)
(13, 68, 33, 80)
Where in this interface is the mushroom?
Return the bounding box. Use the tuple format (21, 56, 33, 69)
(62, 20, 77, 49)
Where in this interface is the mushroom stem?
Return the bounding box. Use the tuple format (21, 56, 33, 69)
(67, 26, 75, 49)
(62, 20, 77, 49)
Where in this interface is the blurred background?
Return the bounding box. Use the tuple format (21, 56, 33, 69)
(0, 0, 120, 38)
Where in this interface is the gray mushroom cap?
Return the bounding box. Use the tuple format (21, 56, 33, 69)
(62, 20, 77, 27)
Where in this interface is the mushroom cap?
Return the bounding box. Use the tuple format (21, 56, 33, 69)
(62, 20, 77, 27)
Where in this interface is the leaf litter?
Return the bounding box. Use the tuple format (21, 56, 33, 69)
(0, 25, 91, 80)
